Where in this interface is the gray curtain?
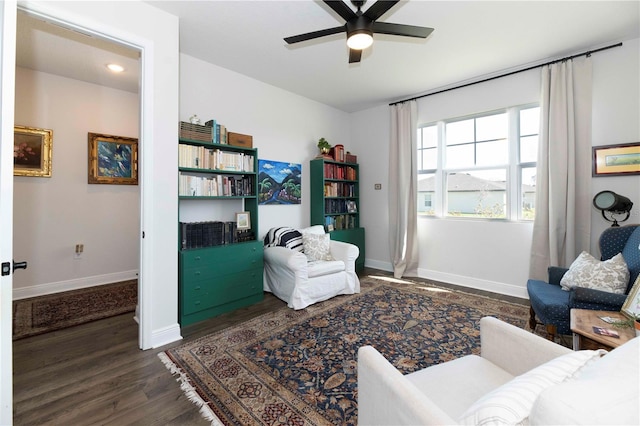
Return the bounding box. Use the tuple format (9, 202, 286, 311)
(529, 57, 592, 280)
(389, 101, 419, 278)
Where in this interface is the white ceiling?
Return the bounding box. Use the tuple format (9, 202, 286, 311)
(16, 1, 640, 113)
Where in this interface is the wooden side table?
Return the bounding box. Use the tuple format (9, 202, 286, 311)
(570, 309, 635, 350)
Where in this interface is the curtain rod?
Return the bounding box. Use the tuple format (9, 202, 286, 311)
(390, 42, 623, 106)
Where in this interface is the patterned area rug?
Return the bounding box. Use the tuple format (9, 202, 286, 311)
(13, 279, 137, 340)
(160, 275, 532, 425)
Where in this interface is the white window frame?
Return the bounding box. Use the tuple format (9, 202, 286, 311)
(418, 103, 538, 221)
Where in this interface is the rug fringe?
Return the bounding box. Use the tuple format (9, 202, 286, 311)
(158, 352, 224, 426)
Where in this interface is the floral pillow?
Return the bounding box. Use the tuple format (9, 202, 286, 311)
(560, 251, 629, 294)
(302, 233, 334, 262)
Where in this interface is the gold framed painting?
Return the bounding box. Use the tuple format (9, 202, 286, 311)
(592, 142, 640, 176)
(88, 132, 138, 185)
(14, 125, 53, 177)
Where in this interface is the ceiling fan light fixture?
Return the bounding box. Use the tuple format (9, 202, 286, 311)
(347, 31, 373, 50)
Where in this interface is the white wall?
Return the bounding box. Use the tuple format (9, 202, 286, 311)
(179, 54, 352, 237)
(13, 68, 140, 297)
(351, 38, 640, 299)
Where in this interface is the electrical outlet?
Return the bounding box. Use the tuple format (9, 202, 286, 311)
(74, 243, 84, 260)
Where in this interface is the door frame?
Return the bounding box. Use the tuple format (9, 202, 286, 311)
(0, 2, 17, 422)
(15, 3, 154, 349)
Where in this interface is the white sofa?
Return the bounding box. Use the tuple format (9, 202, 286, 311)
(263, 225, 360, 310)
(358, 316, 639, 425)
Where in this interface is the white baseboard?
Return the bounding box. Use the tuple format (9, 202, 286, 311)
(13, 270, 139, 300)
(363, 259, 528, 299)
(416, 268, 529, 299)
(151, 323, 182, 348)
(364, 258, 393, 272)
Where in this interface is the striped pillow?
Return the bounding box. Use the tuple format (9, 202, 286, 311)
(263, 227, 304, 252)
(459, 349, 606, 425)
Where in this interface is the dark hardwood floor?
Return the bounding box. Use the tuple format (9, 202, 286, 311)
(13, 292, 286, 425)
(13, 268, 528, 425)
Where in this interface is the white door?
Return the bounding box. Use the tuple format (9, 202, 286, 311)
(0, 1, 17, 423)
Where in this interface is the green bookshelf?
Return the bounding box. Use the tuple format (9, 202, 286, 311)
(310, 158, 365, 271)
(178, 137, 263, 326)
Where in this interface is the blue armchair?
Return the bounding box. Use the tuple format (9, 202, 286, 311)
(527, 224, 640, 341)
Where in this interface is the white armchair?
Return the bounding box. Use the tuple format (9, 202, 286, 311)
(358, 316, 639, 425)
(263, 225, 360, 309)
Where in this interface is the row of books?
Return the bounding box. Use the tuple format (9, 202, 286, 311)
(179, 144, 254, 172)
(205, 119, 228, 145)
(324, 214, 358, 230)
(180, 221, 255, 249)
(324, 163, 357, 181)
(179, 173, 254, 197)
(324, 199, 357, 214)
(323, 182, 356, 197)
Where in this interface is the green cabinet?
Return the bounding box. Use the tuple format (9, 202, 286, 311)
(310, 158, 365, 271)
(179, 241, 263, 326)
(178, 137, 263, 326)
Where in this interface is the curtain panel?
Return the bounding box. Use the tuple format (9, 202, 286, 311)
(529, 57, 592, 280)
(389, 101, 419, 278)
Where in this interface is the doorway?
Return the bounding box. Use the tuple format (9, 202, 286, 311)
(14, 10, 143, 340)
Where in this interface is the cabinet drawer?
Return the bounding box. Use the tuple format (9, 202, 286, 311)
(181, 241, 262, 272)
(181, 269, 263, 315)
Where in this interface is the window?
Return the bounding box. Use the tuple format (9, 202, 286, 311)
(417, 105, 539, 220)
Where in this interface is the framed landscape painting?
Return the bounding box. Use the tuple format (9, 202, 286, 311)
(14, 125, 53, 177)
(88, 132, 138, 185)
(592, 142, 640, 176)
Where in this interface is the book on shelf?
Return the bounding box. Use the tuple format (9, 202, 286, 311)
(179, 173, 254, 197)
(204, 119, 227, 144)
(180, 221, 254, 249)
(178, 144, 254, 172)
(323, 163, 356, 180)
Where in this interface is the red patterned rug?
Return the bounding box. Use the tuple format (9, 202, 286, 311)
(159, 275, 532, 425)
(13, 279, 137, 340)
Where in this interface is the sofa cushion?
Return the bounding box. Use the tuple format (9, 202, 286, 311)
(299, 225, 325, 235)
(263, 227, 304, 252)
(560, 251, 629, 294)
(459, 349, 606, 425)
(302, 233, 334, 262)
(530, 337, 639, 425)
(405, 355, 514, 420)
(307, 260, 345, 278)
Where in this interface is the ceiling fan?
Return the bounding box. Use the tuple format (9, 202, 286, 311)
(284, 0, 434, 63)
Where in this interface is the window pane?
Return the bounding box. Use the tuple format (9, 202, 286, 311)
(520, 107, 540, 135)
(421, 126, 438, 148)
(446, 119, 474, 146)
(446, 144, 474, 168)
(521, 167, 536, 220)
(476, 139, 508, 166)
(476, 113, 507, 141)
(421, 147, 437, 170)
(520, 135, 538, 163)
(446, 170, 506, 218)
(417, 173, 435, 215)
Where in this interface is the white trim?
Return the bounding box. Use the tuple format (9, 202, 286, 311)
(365, 258, 393, 272)
(0, 2, 17, 422)
(366, 260, 528, 299)
(416, 267, 529, 299)
(12, 270, 139, 300)
(152, 324, 183, 349)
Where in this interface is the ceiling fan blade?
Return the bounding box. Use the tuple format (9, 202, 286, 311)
(284, 26, 345, 44)
(348, 48, 362, 63)
(323, 0, 357, 22)
(372, 21, 434, 38)
(363, 0, 400, 21)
